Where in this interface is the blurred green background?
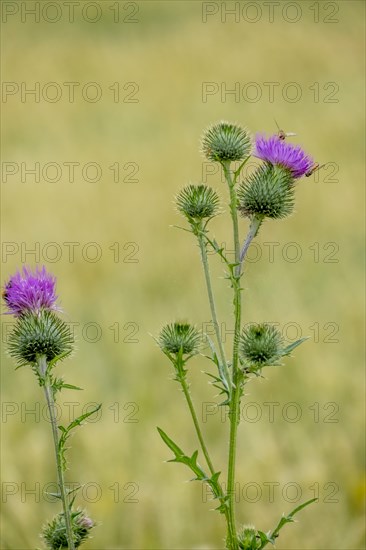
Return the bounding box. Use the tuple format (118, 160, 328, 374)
(1, 1, 365, 548)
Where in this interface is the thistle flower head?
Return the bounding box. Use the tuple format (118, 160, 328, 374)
(237, 163, 295, 220)
(240, 323, 284, 371)
(255, 134, 313, 179)
(42, 509, 94, 549)
(158, 322, 200, 356)
(2, 266, 59, 317)
(176, 184, 220, 223)
(8, 309, 73, 368)
(201, 121, 251, 162)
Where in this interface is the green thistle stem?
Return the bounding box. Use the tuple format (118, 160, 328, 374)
(226, 370, 243, 550)
(239, 216, 263, 265)
(178, 370, 231, 536)
(222, 160, 242, 549)
(180, 375, 215, 477)
(37, 355, 75, 550)
(197, 232, 231, 394)
(223, 161, 262, 550)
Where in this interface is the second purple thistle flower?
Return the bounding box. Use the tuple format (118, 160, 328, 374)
(2, 266, 60, 317)
(255, 134, 313, 179)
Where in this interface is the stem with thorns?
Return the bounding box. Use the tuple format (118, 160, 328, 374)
(37, 355, 75, 550)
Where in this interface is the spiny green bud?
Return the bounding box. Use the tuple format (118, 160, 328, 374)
(240, 323, 284, 371)
(201, 121, 251, 162)
(158, 322, 200, 356)
(176, 184, 220, 224)
(237, 163, 295, 220)
(8, 310, 73, 368)
(238, 525, 260, 550)
(42, 509, 94, 549)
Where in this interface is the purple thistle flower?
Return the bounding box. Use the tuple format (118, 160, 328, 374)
(254, 134, 313, 179)
(2, 266, 60, 317)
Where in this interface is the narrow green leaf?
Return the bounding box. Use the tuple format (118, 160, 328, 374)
(259, 498, 317, 549)
(44, 492, 61, 499)
(63, 404, 101, 433)
(60, 383, 83, 391)
(157, 427, 185, 459)
(58, 404, 101, 470)
(47, 350, 73, 371)
(210, 471, 221, 485)
(66, 485, 81, 496)
(204, 335, 230, 400)
(233, 156, 250, 180)
(285, 497, 318, 517)
(282, 337, 309, 356)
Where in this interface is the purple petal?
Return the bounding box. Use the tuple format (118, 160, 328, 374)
(255, 134, 313, 179)
(2, 266, 60, 316)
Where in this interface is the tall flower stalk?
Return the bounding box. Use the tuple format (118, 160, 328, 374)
(157, 122, 317, 549)
(3, 266, 99, 549)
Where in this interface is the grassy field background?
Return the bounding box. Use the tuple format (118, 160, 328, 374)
(1, 1, 365, 549)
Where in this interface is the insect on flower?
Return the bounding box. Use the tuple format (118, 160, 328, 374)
(2, 282, 11, 301)
(2, 266, 60, 316)
(305, 163, 325, 177)
(274, 119, 296, 140)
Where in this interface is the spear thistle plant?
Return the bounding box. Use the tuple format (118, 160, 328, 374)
(3, 266, 99, 549)
(157, 122, 317, 549)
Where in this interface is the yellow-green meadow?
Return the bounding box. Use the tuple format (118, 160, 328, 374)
(1, 2, 365, 548)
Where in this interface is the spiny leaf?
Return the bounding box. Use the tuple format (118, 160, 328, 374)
(204, 335, 231, 401)
(259, 498, 317, 549)
(157, 429, 207, 481)
(52, 377, 83, 395)
(58, 404, 101, 470)
(60, 404, 101, 434)
(47, 349, 73, 371)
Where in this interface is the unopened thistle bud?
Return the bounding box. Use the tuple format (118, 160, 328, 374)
(237, 163, 295, 220)
(201, 121, 251, 163)
(239, 323, 284, 371)
(176, 184, 220, 224)
(158, 322, 200, 356)
(238, 525, 260, 550)
(8, 310, 73, 368)
(42, 509, 94, 549)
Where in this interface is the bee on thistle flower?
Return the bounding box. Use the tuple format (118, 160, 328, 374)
(2, 266, 60, 317)
(274, 119, 296, 140)
(254, 133, 313, 179)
